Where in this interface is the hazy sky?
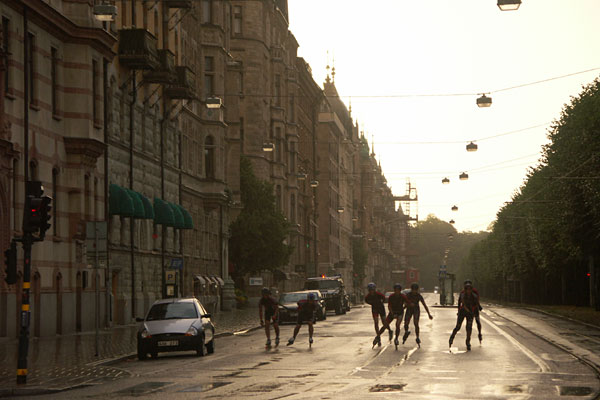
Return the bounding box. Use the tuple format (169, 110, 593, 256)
(288, 0, 600, 232)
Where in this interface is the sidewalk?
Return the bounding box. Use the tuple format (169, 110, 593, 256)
(0, 305, 260, 396)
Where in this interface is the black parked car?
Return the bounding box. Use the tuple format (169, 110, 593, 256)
(278, 291, 326, 324)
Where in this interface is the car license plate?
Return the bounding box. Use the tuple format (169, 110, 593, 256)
(158, 340, 178, 347)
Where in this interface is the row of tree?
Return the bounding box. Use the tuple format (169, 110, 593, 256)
(461, 78, 600, 306)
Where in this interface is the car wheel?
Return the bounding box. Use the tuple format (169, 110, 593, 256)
(150, 351, 158, 359)
(206, 339, 215, 354)
(335, 302, 343, 315)
(137, 346, 148, 361)
(196, 336, 205, 357)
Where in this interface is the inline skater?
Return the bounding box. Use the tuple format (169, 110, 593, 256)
(365, 282, 392, 347)
(258, 287, 280, 348)
(459, 279, 483, 343)
(449, 281, 480, 351)
(287, 292, 317, 347)
(376, 283, 411, 348)
(403, 283, 433, 347)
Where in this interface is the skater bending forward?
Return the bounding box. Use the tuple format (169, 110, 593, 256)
(449, 281, 480, 351)
(259, 287, 280, 347)
(287, 292, 317, 346)
(403, 283, 433, 346)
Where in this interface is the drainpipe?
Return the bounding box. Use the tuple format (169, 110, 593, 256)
(312, 100, 318, 276)
(103, 58, 110, 327)
(160, 6, 168, 299)
(129, 0, 136, 319)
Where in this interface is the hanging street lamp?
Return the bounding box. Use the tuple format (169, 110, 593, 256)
(93, 3, 118, 21)
(205, 96, 223, 109)
(442, 177, 450, 185)
(476, 94, 492, 108)
(498, 0, 521, 11)
(296, 172, 307, 181)
(449, 219, 455, 225)
(337, 206, 345, 213)
(466, 141, 478, 152)
(459, 172, 469, 181)
(451, 205, 458, 212)
(262, 142, 274, 152)
(310, 180, 319, 188)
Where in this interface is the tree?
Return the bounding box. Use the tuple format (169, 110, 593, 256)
(352, 237, 368, 285)
(229, 158, 293, 287)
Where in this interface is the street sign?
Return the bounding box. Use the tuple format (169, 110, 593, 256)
(165, 270, 177, 284)
(170, 258, 184, 270)
(249, 277, 263, 286)
(439, 265, 447, 279)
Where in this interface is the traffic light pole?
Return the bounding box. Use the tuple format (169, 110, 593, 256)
(16, 233, 32, 384)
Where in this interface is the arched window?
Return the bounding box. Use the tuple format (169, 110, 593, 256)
(204, 135, 215, 179)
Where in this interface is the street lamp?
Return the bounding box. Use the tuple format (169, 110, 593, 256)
(466, 141, 478, 152)
(337, 206, 345, 213)
(205, 96, 222, 109)
(459, 172, 469, 181)
(310, 180, 319, 188)
(352, 215, 359, 222)
(449, 219, 455, 225)
(451, 205, 458, 212)
(442, 177, 450, 185)
(93, 3, 117, 21)
(476, 94, 492, 108)
(296, 172, 307, 181)
(498, 0, 521, 11)
(262, 142, 274, 152)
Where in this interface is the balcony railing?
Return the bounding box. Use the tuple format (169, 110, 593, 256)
(118, 29, 159, 70)
(143, 49, 176, 84)
(165, 0, 192, 8)
(165, 66, 196, 99)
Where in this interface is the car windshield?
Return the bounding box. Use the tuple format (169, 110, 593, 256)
(279, 293, 308, 303)
(146, 302, 198, 321)
(305, 280, 340, 290)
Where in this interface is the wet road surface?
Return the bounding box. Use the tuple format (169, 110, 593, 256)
(28, 294, 600, 399)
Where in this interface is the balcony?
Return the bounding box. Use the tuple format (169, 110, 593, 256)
(165, 0, 192, 8)
(165, 66, 196, 99)
(143, 49, 176, 84)
(118, 29, 159, 70)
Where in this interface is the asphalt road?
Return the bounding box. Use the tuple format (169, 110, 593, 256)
(29, 294, 600, 399)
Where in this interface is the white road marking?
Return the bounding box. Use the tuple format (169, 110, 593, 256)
(480, 314, 550, 373)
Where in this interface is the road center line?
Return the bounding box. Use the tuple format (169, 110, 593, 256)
(480, 314, 550, 373)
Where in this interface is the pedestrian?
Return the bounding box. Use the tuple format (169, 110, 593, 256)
(377, 283, 411, 347)
(449, 281, 480, 351)
(287, 292, 317, 347)
(365, 282, 391, 347)
(459, 279, 483, 343)
(403, 283, 433, 347)
(258, 287, 280, 348)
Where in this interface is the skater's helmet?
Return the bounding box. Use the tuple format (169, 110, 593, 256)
(393, 283, 402, 290)
(261, 287, 271, 295)
(367, 282, 376, 291)
(464, 279, 473, 286)
(410, 283, 419, 290)
(464, 281, 473, 289)
(307, 292, 316, 301)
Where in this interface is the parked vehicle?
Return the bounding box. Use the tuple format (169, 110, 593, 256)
(384, 292, 394, 303)
(136, 298, 215, 360)
(304, 276, 350, 314)
(278, 291, 326, 323)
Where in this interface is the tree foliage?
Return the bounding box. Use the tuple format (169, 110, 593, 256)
(229, 158, 293, 284)
(461, 78, 600, 305)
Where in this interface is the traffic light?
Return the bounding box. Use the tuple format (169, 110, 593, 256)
(4, 241, 16, 285)
(22, 194, 52, 236)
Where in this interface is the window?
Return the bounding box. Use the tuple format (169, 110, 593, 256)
(204, 56, 214, 97)
(276, 185, 282, 211)
(52, 168, 58, 236)
(26, 32, 35, 105)
(2, 17, 9, 95)
(274, 74, 281, 106)
(276, 127, 282, 163)
(29, 160, 38, 181)
(238, 71, 244, 95)
(239, 117, 244, 153)
(204, 136, 215, 179)
(290, 194, 296, 223)
(154, 10, 159, 36)
(289, 94, 295, 122)
(202, 0, 212, 24)
(92, 60, 99, 125)
(51, 48, 58, 115)
(233, 6, 242, 35)
(289, 141, 296, 174)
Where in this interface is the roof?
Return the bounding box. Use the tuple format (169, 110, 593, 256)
(151, 297, 196, 305)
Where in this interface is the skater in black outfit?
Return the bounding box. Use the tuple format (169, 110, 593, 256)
(365, 283, 392, 347)
(403, 283, 433, 347)
(287, 292, 317, 346)
(459, 279, 483, 343)
(449, 281, 480, 351)
(377, 283, 411, 347)
(258, 288, 280, 347)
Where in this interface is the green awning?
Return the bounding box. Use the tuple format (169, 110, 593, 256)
(169, 202, 185, 229)
(125, 189, 145, 219)
(109, 184, 134, 216)
(154, 198, 174, 226)
(177, 204, 193, 229)
(138, 194, 155, 219)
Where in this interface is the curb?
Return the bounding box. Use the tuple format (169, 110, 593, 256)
(520, 306, 600, 331)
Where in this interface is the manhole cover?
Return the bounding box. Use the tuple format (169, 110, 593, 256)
(559, 386, 593, 396)
(369, 384, 406, 392)
(180, 382, 231, 392)
(116, 381, 169, 396)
